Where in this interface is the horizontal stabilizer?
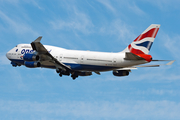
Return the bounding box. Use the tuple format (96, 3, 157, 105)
(124, 52, 144, 60)
(152, 60, 171, 61)
(119, 60, 174, 71)
(166, 60, 175, 65)
(135, 60, 175, 68)
(135, 64, 160, 67)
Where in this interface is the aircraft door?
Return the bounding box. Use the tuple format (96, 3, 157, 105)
(59, 54, 63, 61)
(80, 55, 84, 64)
(113, 58, 117, 66)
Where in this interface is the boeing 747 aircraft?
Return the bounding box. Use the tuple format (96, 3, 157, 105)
(6, 24, 174, 79)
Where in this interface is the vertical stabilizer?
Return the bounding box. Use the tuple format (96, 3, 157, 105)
(122, 24, 160, 54)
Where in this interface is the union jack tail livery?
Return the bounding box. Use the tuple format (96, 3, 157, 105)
(123, 24, 160, 55)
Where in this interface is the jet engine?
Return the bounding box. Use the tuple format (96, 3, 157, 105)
(24, 61, 41, 68)
(23, 53, 39, 61)
(113, 70, 129, 77)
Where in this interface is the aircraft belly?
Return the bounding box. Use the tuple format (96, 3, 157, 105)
(64, 63, 117, 71)
(9, 59, 24, 65)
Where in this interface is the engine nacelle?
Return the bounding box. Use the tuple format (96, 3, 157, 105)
(113, 70, 129, 77)
(78, 72, 92, 76)
(24, 61, 41, 68)
(23, 53, 39, 61)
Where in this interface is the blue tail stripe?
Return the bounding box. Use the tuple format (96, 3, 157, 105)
(135, 41, 153, 50)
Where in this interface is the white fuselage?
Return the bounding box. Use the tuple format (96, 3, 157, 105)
(6, 44, 147, 72)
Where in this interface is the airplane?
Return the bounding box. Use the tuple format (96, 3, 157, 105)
(6, 24, 174, 80)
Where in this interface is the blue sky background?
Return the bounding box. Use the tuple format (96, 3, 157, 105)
(0, 0, 180, 119)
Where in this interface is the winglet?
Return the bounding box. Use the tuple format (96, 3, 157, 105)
(166, 60, 175, 65)
(34, 36, 42, 42)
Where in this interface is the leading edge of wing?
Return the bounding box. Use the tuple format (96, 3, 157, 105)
(124, 52, 144, 60)
(31, 36, 71, 71)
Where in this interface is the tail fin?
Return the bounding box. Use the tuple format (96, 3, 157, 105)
(123, 24, 160, 54)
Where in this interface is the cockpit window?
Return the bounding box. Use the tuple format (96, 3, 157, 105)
(16, 49, 18, 52)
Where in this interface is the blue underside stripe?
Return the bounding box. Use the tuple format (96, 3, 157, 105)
(9, 59, 117, 71)
(10, 59, 24, 64)
(64, 63, 117, 71)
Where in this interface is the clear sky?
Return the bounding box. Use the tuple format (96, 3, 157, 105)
(0, 0, 180, 119)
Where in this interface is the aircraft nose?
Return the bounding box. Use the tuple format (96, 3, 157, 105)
(6, 52, 9, 59)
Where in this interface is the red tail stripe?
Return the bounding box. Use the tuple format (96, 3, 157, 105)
(128, 45, 152, 62)
(128, 44, 145, 54)
(137, 54, 152, 62)
(134, 28, 159, 42)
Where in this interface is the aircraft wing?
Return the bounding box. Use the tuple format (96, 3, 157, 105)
(31, 36, 71, 72)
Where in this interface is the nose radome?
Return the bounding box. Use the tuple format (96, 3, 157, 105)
(6, 47, 15, 59)
(6, 48, 12, 59)
(6, 52, 9, 59)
